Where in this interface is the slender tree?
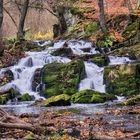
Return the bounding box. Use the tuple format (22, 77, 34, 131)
(136, 0, 140, 10)
(0, 0, 4, 56)
(98, 0, 107, 34)
(127, 0, 133, 13)
(17, 0, 29, 40)
(0, 0, 3, 35)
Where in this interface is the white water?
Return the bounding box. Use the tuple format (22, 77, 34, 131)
(0, 40, 133, 102)
(0, 42, 71, 99)
(79, 62, 106, 93)
(109, 56, 132, 65)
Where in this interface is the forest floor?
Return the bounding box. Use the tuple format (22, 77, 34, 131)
(0, 105, 140, 140)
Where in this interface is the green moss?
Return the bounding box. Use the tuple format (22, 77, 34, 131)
(120, 95, 140, 106)
(0, 88, 20, 105)
(91, 55, 107, 67)
(0, 95, 7, 104)
(51, 48, 73, 57)
(122, 21, 139, 39)
(70, 7, 81, 15)
(91, 94, 104, 103)
(18, 93, 32, 101)
(84, 22, 98, 35)
(42, 60, 85, 98)
(35, 94, 71, 107)
(104, 64, 140, 96)
(71, 90, 116, 103)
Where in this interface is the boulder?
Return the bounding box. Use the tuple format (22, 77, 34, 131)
(42, 60, 85, 98)
(104, 64, 140, 96)
(51, 47, 73, 57)
(108, 43, 140, 60)
(120, 95, 140, 106)
(71, 90, 116, 103)
(32, 68, 41, 91)
(0, 88, 20, 104)
(18, 93, 33, 101)
(0, 70, 14, 86)
(34, 94, 71, 107)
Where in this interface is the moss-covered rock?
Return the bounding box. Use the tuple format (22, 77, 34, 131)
(35, 94, 71, 107)
(42, 60, 85, 98)
(0, 88, 20, 104)
(120, 95, 140, 106)
(122, 21, 139, 39)
(104, 64, 140, 96)
(71, 90, 116, 103)
(18, 93, 33, 101)
(0, 70, 14, 86)
(51, 47, 73, 57)
(90, 55, 108, 67)
(108, 43, 140, 59)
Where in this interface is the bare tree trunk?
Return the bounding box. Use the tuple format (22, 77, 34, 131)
(17, 0, 29, 40)
(0, 0, 4, 56)
(0, 0, 3, 36)
(127, 0, 133, 13)
(98, 0, 107, 34)
(136, 0, 140, 10)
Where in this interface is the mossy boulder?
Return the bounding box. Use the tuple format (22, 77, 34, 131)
(122, 21, 139, 39)
(51, 47, 73, 57)
(0, 88, 20, 104)
(71, 90, 116, 103)
(120, 95, 140, 106)
(18, 93, 33, 101)
(35, 94, 71, 107)
(90, 55, 108, 67)
(42, 60, 85, 98)
(104, 64, 140, 96)
(0, 70, 14, 86)
(108, 43, 140, 59)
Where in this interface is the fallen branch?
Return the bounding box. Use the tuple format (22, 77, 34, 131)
(0, 108, 38, 133)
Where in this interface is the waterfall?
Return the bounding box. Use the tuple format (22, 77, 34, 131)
(0, 40, 133, 101)
(108, 56, 132, 65)
(79, 62, 106, 93)
(0, 42, 71, 100)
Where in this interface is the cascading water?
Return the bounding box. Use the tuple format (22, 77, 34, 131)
(79, 62, 105, 93)
(0, 42, 71, 100)
(108, 56, 132, 65)
(0, 40, 133, 102)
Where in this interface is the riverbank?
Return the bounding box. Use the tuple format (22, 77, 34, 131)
(0, 105, 139, 139)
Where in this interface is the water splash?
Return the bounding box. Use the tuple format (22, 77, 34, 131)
(79, 62, 106, 93)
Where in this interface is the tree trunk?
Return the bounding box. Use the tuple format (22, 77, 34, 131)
(0, 0, 3, 34)
(17, 0, 29, 40)
(127, 0, 133, 13)
(136, 0, 140, 10)
(98, 0, 107, 34)
(0, 0, 4, 56)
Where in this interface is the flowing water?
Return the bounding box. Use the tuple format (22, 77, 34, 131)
(0, 40, 133, 114)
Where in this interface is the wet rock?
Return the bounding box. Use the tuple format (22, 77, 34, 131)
(34, 94, 71, 107)
(90, 55, 108, 67)
(32, 68, 41, 92)
(0, 88, 20, 105)
(18, 93, 33, 101)
(104, 64, 140, 96)
(25, 57, 33, 67)
(51, 47, 73, 57)
(108, 43, 140, 60)
(42, 60, 85, 98)
(120, 95, 140, 106)
(71, 90, 116, 103)
(0, 70, 14, 86)
(0, 43, 4, 56)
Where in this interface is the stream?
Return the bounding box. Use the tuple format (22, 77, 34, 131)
(0, 40, 134, 115)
